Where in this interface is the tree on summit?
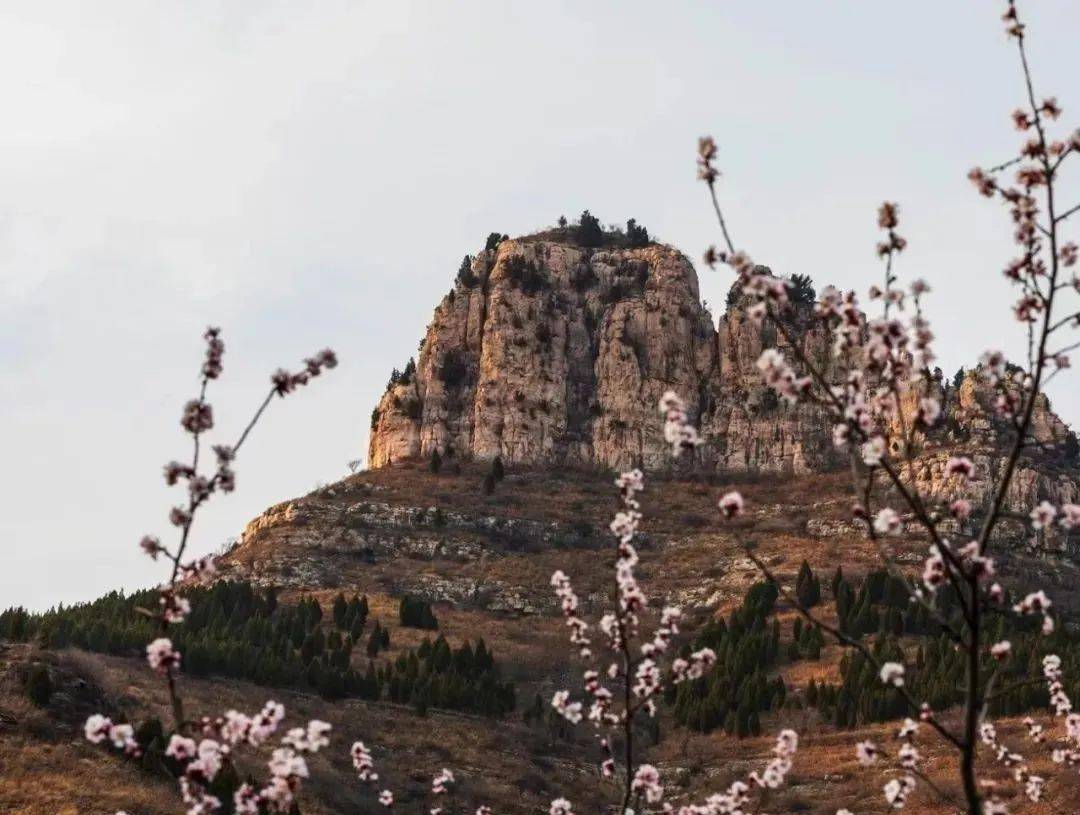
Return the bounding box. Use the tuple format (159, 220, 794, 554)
(576, 210, 604, 247)
(787, 273, 815, 305)
(626, 218, 650, 248)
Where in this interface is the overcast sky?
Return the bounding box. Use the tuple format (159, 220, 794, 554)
(3, 1, 1079, 611)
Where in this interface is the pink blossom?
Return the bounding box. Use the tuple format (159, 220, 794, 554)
(233, 784, 260, 814)
(166, 734, 198, 762)
(856, 740, 878, 766)
(922, 548, 946, 591)
(180, 400, 214, 434)
(718, 491, 744, 519)
(268, 747, 308, 780)
(950, 499, 972, 520)
(1030, 501, 1057, 529)
(879, 662, 905, 687)
(945, 456, 974, 479)
(1061, 504, 1080, 530)
(659, 391, 701, 456)
(898, 743, 920, 770)
(631, 764, 664, 803)
(160, 590, 191, 624)
(282, 720, 332, 753)
(832, 423, 850, 448)
(146, 638, 181, 673)
(352, 741, 378, 782)
(551, 690, 583, 724)
(862, 436, 886, 466)
(139, 535, 163, 559)
(873, 508, 901, 535)
(432, 768, 455, 795)
(898, 718, 919, 739)
(883, 776, 915, 808)
(84, 714, 113, 744)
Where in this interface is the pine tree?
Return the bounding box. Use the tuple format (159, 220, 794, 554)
(626, 218, 650, 248)
(832, 566, 845, 599)
(795, 560, 821, 607)
(332, 593, 347, 628)
(367, 622, 383, 658)
(577, 210, 604, 247)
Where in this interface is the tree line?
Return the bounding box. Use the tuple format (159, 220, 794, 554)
(0, 581, 514, 719)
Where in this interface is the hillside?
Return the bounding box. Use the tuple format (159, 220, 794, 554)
(6, 459, 1080, 813)
(5, 228, 1080, 815)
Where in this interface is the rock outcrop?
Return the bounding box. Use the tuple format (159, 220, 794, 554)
(369, 237, 718, 471)
(368, 231, 1079, 496)
(368, 235, 843, 474)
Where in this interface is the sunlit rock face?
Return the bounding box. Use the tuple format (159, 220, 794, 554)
(369, 237, 718, 472)
(368, 233, 1078, 501)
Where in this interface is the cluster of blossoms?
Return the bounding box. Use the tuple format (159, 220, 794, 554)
(1043, 655, 1080, 766)
(1030, 500, 1080, 532)
(84, 714, 140, 757)
(351, 740, 378, 782)
(660, 390, 702, 456)
(755, 348, 812, 405)
(665, 730, 799, 815)
(551, 465, 657, 746)
(749, 729, 799, 789)
(869, 718, 923, 811)
(431, 767, 455, 795)
(979, 719, 1045, 810)
(1013, 589, 1056, 636)
(271, 348, 338, 396)
(157, 701, 329, 814)
(551, 569, 590, 658)
(917, 536, 996, 599)
(351, 730, 466, 813)
(146, 636, 182, 673)
(631, 764, 664, 804)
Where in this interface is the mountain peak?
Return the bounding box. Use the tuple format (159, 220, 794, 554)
(367, 230, 1078, 511)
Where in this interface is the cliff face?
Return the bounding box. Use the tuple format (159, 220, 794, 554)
(369, 238, 718, 472)
(368, 234, 1078, 494)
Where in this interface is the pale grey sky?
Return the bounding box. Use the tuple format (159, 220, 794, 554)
(3, 1, 1079, 610)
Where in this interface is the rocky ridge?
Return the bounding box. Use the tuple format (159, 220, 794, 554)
(368, 231, 1079, 507)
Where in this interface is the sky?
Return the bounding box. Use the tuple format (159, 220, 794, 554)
(3, 1, 1079, 611)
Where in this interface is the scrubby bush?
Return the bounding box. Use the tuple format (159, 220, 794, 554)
(25, 664, 52, 707)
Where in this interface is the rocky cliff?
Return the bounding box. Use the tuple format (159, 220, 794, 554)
(368, 234, 844, 474)
(368, 231, 1078, 496)
(369, 237, 717, 471)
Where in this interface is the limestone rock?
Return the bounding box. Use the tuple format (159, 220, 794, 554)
(370, 238, 716, 471)
(367, 233, 1079, 500)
